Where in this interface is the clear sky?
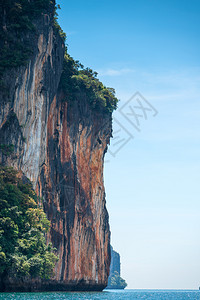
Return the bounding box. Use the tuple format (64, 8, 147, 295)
(56, 0, 200, 289)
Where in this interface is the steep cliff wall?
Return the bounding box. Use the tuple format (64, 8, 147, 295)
(109, 246, 121, 277)
(36, 91, 111, 290)
(0, 2, 65, 187)
(0, 1, 112, 292)
(106, 246, 127, 289)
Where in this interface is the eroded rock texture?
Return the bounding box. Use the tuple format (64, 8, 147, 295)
(0, 3, 111, 292)
(36, 92, 111, 290)
(0, 10, 65, 187)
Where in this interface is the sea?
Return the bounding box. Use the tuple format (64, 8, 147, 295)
(0, 290, 200, 300)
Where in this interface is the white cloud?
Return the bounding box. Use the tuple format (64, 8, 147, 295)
(66, 31, 77, 36)
(98, 68, 135, 76)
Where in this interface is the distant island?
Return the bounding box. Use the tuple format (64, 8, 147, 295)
(106, 247, 127, 289)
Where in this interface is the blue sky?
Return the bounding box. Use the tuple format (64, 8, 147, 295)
(57, 0, 200, 289)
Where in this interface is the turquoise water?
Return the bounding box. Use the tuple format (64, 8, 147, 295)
(0, 290, 200, 300)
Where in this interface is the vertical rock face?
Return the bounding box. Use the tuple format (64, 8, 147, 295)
(0, 12, 65, 187)
(0, 4, 112, 291)
(106, 246, 127, 289)
(36, 92, 111, 289)
(109, 246, 121, 277)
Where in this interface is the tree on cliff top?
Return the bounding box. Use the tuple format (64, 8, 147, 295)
(60, 51, 119, 113)
(0, 165, 58, 281)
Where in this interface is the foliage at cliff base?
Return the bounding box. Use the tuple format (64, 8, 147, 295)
(0, 165, 57, 281)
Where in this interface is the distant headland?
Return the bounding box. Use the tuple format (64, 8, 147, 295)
(106, 246, 127, 289)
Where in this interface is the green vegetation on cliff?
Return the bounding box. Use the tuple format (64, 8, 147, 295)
(60, 51, 118, 113)
(0, 1, 118, 112)
(0, 0, 65, 80)
(107, 271, 127, 289)
(0, 166, 57, 280)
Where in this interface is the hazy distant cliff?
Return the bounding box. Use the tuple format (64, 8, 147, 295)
(109, 246, 121, 276)
(106, 247, 127, 289)
(0, 0, 117, 292)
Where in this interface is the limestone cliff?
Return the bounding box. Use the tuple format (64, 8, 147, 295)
(0, 1, 65, 186)
(36, 91, 111, 290)
(0, 0, 113, 292)
(106, 247, 127, 289)
(109, 246, 121, 277)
